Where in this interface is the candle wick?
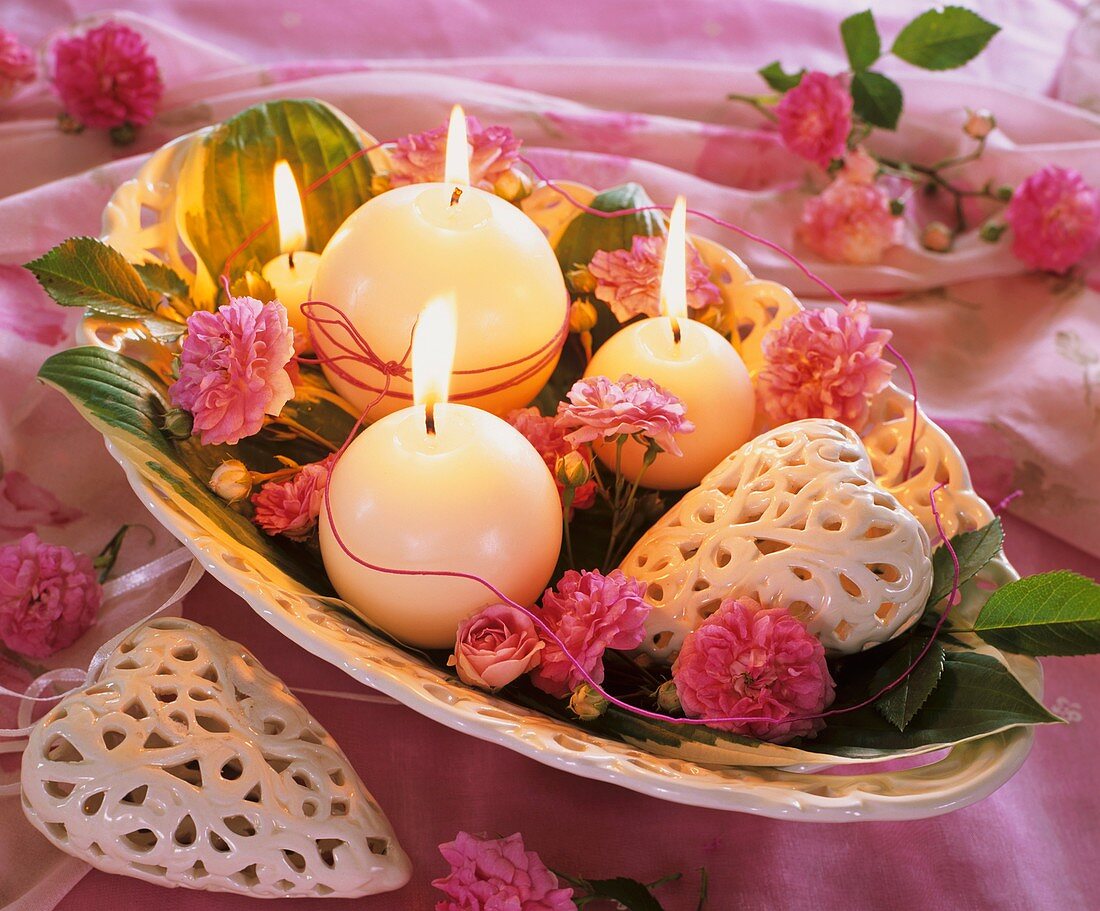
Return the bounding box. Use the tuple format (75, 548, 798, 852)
(670, 317, 682, 345)
(288, 250, 295, 269)
(449, 187, 463, 207)
(425, 400, 437, 435)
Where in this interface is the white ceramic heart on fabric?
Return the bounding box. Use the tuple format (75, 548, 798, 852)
(622, 419, 934, 659)
(20, 618, 411, 899)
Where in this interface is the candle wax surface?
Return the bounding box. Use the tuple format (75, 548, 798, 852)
(585, 317, 755, 489)
(261, 250, 321, 344)
(310, 183, 567, 419)
(319, 402, 563, 649)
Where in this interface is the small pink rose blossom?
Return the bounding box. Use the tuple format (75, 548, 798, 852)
(555, 375, 694, 456)
(51, 22, 162, 129)
(169, 296, 296, 446)
(449, 604, 544, 691)
(798, 176, 903, 264)
(388, 116, 521, 190)
(672, 598, 835, 743)
(1006, 165, 1100, 274)
(0, 533, 101, 659)
(758, 300, 893, 431)
(0, 472, 81, 539)
(0, 29, 35, 100)
(776, 72, 852, 168)
(588, 234, 721, 322)
(506, 407, 595, 510)
(840, 147, 878, 185)
(432, 831, 574, 911)
(251, 456, 333, 541)
(530, 569, 650, 698)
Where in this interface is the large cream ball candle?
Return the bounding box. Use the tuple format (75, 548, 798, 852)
(319, 298, 562, 649)
(585, 197, 754, 489)
(310, 106, 567, 420)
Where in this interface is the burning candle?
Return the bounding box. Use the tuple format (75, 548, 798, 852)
(584, 196, 755, 489)
(319, 297, 563, 649)
(310, 105, 567, 419)
(261, 159, 322, 344)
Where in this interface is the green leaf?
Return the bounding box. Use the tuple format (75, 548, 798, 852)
(580, 877, 667, 911)
(757, 61, 805, 92)
(134, 262, 191, 303)
(871, 635, 946, 730)
(180, 99, 374, 296)
(929, 518, 1004, 608)
(26, 237, 157, 315)
(850, 70, 903, 130)
(840, 10, 881, 70)
(974, 571, 1100, 656)
(891, 6, 1000, 70)
(37, 347, 332, 593)
(810, 651, 1060, 754)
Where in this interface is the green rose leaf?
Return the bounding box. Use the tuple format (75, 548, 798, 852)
(757, 60, 806, 92)
(840, 10, 881, 71)
(578, 877, 667, 911)
(928, 518, 1004, 609)
(892, 7, 1000, 71)
(850, 70, 903, 130)
(871, 635, 946, 730)
(973, 571, 1100, 656)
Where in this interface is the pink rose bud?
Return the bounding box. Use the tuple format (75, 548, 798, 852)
(921, 221, 954, 253)
(569, 683, 608, 721)
(209, 460, 253, 503)
(449, 604, 544, 691)
(964, 109, 996, 140)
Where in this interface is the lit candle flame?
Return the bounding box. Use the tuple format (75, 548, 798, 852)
(658, 195, 689, 341)
(443, 104, 470, 187)
(411, 296, 458, 432)
(273, 159, 307, 256)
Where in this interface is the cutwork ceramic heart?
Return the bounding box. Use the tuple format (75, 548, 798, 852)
(622, 419, 934, 659)
(20, 618, 411, 898)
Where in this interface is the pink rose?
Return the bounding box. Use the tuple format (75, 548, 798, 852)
(389, 116, 521, 190)
(432, 831, 574, 911)
(530, 570, 650, 698)
(1006, 165, 1100, 274)
(0, 29, 35, 101)
(169, 296, 296, 446)
(448, 604, 544, 691)
(672, 598, 835, 743)
(0, 533, 101, 659)
(798, 177, 903, 264)
(776, 72, 852, 168)
(50, 21, 163, 130)
(251, 456, 333, 541)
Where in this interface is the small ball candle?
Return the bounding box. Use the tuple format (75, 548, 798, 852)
(261, 160, 322, 343)
(310, 106, 567, 420)
(320, 297, 563, 649)
(585, 196, 755, 489)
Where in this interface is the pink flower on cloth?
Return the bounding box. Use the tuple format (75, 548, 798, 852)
(588, 234, 721, 322)
(0, 29, 35, 100)
(530, 569, 650, 698)
(251, 456, 334, 541)
(388, 116, 521, 190)
(758, 300, 893, 431)
(672, 598, 835, 743)
(0, 533, 101, 659)
(449, 604, 544, 691)
(798, 176, 903, 264)
(432, 831, 575, 911)
(555, 375, 694, 456)
(506, 407, 595, 510)
(51, 21, 163, 129)
(0, 472, 82, 539)
(1006, 165, 1100, 274)
(776, 72, 852, 168)
(169, 296, 296, 446)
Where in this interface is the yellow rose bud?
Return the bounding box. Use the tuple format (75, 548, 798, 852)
(569, 684, 609, 721)
(555, 450, 591, 489)
(656, 680, 682, 714)
(568, 297, 598, 333)
(920, 221, 954, 253)
(963, 109, 996, 140)
(209, 460, 253, 503)
(566, 267, 598, 297)
(494, 167, 532, 202)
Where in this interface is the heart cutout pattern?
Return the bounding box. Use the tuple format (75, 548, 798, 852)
(622, 419, 933, 659)
(21, 618, 411, 898)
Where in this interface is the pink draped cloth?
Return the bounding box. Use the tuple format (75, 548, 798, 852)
(0, 3, 1097, 909)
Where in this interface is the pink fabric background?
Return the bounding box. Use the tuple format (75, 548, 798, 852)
(0, 2, 1098, 909)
